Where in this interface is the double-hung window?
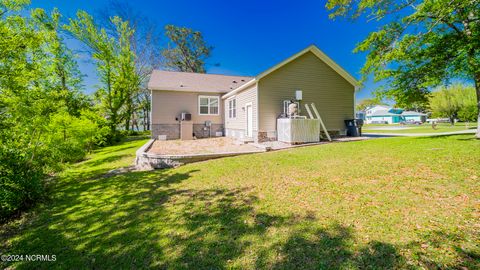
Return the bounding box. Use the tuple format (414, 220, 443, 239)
(228, 98, 236, 118)
(199, 96, 219, 115)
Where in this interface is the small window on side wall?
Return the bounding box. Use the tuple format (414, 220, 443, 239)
(199, 96, 219, 115)
(228, 98, 236, 118)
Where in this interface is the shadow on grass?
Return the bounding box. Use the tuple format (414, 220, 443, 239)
(78, 154, 131, 168)
(455, 137, 479, 141)
(412, 133, 478, 140)
(409, 230, 480, 269)
(1, 165, 406, 270)
(2, 162, 477, 269)
(92, 143, 141, 156)
(2, 168, 198, 269)
(255, 224, 403, 269)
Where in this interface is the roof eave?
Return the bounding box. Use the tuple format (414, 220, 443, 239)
(221, 79, 257, 99)
(149, 87, 229, 94)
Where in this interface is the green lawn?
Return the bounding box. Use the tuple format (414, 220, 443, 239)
(363, 122, 478, 134)
(1, 135, 479, 269)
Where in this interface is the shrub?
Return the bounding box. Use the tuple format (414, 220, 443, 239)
(0, 146, 45, 221)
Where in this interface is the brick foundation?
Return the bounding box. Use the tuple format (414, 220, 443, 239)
(192, 124, 224, 138)
(151, 124, 180, 140)
(151, 123, 224, 140)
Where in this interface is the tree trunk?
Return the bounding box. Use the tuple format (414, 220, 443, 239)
(125, 118, 130, 132)
(144, 108, 150, 131)
(449, 115, 455, 126)
(142, 109, 147, 131)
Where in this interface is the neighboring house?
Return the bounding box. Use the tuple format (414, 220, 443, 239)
(402, 111, 428, 122)
(148, 45, 359, 142)
(365, 105, 427, 124)
(355, 111, 366, 121)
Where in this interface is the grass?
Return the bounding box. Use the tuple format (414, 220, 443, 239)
(1, 135, 479, 269)
(363, 122, 478, 134)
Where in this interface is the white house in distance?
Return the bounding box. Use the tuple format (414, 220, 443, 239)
(365, 105, 427, 124)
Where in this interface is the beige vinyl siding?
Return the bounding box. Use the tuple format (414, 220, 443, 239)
(257, 51, 354, 133)
(224, 84, 258, 132)
(151, 90, 223, 125)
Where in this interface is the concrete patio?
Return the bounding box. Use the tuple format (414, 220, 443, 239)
(135, 137, 266, 169)
(135, 136, 370, 170)
(148, 137, 262, 155)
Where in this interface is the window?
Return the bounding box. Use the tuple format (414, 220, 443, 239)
(228, 98, 236, 118)
(199, 96, 219, 115)
(283, 100, 299, 115)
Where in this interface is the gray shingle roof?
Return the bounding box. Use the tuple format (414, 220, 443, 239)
(148, 70, 253, 93)
(370, 110, 399, 116)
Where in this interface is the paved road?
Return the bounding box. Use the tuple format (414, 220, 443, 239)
(363, 129, 477, 137)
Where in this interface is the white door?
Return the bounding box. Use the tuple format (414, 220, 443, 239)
(246, 103, 253, 138)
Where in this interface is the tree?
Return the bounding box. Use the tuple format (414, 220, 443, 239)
(430, 84, 478, 124)
(355, 98, 386, 111)
(65, 11, 140, 139)
(162, 24, 213, 73)
(326, 0, 480, 138)
(0, 0, 97, 219)
(32, 8, 90, 116)
(98, 0, 163, 131)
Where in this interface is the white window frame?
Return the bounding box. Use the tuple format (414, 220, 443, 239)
(198, 95, 220, 115)
(228, 97, 236, 119)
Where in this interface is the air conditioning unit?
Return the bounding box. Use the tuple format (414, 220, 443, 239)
(181, 112, 191, 121)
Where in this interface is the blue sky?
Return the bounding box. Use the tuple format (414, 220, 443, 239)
(31, 0, 383, 100)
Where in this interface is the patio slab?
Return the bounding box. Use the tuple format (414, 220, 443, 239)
(148, 137, 262, 155)
(136, 138, 265, 170)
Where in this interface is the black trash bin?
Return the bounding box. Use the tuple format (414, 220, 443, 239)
(344, 119, 359, 137)
(355, 119, 364, 136)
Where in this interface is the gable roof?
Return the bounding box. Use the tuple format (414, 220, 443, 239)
(258, 45, 358, 85)
(148, 70, 253, 93)
(222, 45, 359, 99)
(366, 105, 390, 110)
(370, 110, 400, 116)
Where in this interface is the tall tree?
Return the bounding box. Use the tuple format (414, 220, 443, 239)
(32, 8, 89, 116)
(430, 84, 477, 124)
(0, 0, 97, 219)
(98, 0, 163, 131)
(66, 11, 140, 138)
(162, 24, 213, 73)
(326, 0, 480, 138)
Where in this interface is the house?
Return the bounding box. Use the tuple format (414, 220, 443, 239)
(355, 111, 366, 121)
(364, 105, 427, 124)
(148, 45, 359, 142)
(401, 111, 428, 122)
